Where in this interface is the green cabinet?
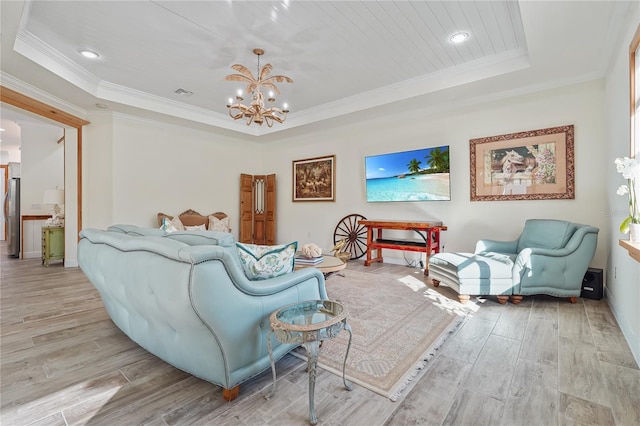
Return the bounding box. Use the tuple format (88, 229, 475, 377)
(42, 227, 64, 266)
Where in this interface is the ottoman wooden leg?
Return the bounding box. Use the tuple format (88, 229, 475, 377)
(568, 296, 578, 304)
(510, 295, 523, 305)
(432, 279, 440, 287)
(496, 295, 509, 305)
(458, 295, 470, 304)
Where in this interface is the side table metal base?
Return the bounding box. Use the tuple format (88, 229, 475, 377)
(265, 319, 353, 425)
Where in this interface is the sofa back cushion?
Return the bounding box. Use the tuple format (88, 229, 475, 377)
(108, 224, 166, 237)
(165, 231, 235, 247)
(107, 224, 235, 247)
(518, 219, 578, 252)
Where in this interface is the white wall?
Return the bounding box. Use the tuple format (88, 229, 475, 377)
(604, 10, 640, 364)
(0, 149, 21, 164)
(82, 80, 610, 272)
(20, 121, 64, 216)
(264, 80, 609, 271)
(83, 112, 114, 229)
(63, 127, 79, 267)
(83, 113, 262, 240)
(0, 118, 22, 163)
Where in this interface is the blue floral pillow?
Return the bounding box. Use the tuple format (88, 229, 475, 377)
(236, 241, 298, 280)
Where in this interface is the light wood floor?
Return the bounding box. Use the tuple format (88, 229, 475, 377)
(1, 244, 639, 425)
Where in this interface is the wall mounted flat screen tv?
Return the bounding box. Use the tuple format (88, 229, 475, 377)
(365, 145, 450, 202)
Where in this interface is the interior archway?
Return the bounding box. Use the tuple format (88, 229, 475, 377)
(1, 85, 89, 264)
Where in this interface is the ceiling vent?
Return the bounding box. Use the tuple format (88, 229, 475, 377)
(174, 88, 193, 97)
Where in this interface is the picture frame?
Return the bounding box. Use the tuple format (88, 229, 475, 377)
(292, 155, 336, 202)
(470, 125, 575, 201)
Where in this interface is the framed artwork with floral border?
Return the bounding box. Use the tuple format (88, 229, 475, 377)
(470, 125, 575, 201)
(292, 155, 336, 202)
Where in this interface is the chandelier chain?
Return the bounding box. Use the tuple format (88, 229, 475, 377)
(256, 53, 260, 81)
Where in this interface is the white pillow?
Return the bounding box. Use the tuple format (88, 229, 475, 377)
(185, 224, 206, 231)
(236, 241, 297, 280)
(209, 215, 231, 233)
(161, 216, 185, 233)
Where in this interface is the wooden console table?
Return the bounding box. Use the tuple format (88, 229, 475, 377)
(358, 219, 447, 275)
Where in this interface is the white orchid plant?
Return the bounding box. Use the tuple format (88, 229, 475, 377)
(615, 156, 639, 233)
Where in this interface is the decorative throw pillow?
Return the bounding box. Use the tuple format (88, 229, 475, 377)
(160, 216, 185, 233)
(236, 241, 297, 280)
(208, 215, 231, 233)
(185, 224, 206, 231)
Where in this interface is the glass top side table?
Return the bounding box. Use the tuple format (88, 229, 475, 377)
(266, 299, 352, 425)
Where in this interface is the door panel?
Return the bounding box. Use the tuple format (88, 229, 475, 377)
(265, 174, 276, 245)
(239, 173, 253, 243)
(252, 175, 266, 244)
(240, 173, 276, 245)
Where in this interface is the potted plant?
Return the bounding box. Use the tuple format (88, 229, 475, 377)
(615, 156, 640, 241)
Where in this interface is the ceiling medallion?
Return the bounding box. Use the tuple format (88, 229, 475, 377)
(225, 48, 293, 127)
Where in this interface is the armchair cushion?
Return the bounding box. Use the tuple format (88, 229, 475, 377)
(517, 219, 578, 252)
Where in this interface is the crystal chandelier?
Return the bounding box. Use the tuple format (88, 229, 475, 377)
(225, 48, 293, 127)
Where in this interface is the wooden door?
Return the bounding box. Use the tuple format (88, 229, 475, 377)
(239, 173, 253, 243)
(265, 174, 276, 245)
(239, 173, 276, 244)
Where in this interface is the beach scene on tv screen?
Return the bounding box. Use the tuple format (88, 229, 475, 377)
(366, 146, 451, 202)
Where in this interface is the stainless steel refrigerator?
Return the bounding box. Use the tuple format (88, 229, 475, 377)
(4, 177, 20, 257)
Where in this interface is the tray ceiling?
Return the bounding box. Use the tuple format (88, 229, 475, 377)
(0, 1, 632, 136)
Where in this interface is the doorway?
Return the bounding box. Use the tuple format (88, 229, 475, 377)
(1, 86, 89, 266)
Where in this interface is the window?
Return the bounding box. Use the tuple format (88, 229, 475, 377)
(631, 24, 640, 157)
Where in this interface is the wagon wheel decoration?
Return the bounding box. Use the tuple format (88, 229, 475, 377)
(333, 214, 368, 260)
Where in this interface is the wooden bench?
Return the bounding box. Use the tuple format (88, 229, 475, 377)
(358, 219, 447, 275)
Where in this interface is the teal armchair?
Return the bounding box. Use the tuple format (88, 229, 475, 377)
(428, 219, 599, 304)
(475, 219, 599, 303)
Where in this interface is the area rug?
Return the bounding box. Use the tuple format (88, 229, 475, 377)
(294, 268, 470, 401)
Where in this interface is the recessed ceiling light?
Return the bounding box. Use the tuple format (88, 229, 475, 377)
(79, 50, 99, 59)
(450, 32, 469, 44)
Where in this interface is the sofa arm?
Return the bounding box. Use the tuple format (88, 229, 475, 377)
(182, 245, 328, 299)
(235, 268, 328, 299)
(475, 239, 518, 255)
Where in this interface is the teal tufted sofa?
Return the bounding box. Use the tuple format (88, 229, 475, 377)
(78, 225, 327, 401)
(428, 219, 599, 304)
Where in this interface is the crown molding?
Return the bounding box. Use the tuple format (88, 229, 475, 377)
(1, 72, 89, 122)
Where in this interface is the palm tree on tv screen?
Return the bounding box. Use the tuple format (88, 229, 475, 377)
(407, 158, 421, 174)
(426, 146, 450, 173)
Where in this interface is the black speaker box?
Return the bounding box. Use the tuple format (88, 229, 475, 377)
(581, 268, 603, 300)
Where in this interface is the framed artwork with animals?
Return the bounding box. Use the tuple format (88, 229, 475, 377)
(470, 125, 575, 201)
(292, 155, 336, 202)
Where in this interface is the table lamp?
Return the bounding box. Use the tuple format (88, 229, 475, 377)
(43, 188, 64, 223)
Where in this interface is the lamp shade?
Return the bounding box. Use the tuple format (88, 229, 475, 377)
(43, 189, 64, 205)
